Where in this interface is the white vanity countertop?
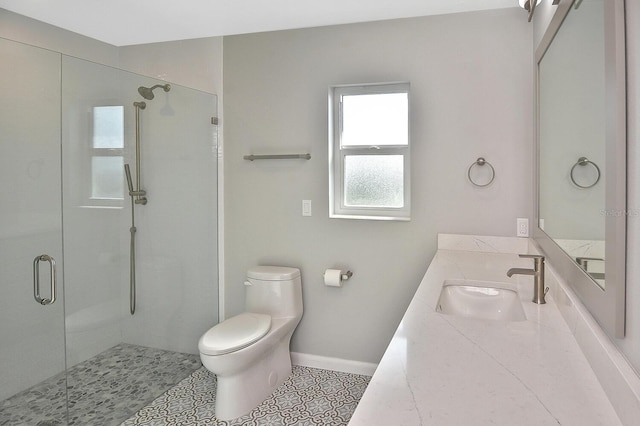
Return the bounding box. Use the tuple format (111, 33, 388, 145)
(349, 248, 621, 426)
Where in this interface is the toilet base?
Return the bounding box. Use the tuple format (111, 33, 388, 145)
(213, 338, 292, 420)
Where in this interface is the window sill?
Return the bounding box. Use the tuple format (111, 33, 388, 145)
(77, 205, 123, 210)
(330, 213, 410, 221)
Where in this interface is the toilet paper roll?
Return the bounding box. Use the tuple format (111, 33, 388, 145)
(324, 269, 343, 287)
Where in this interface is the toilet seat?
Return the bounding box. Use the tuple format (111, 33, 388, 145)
(199, 312, 272, 356)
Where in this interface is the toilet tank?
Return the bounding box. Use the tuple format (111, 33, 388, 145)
(245, 266, 303, 319)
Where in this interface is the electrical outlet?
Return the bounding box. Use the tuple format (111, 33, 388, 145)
(302, 200, 312, 217)
(517, 218, 529, 237)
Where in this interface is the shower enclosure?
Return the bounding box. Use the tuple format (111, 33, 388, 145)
(0, 37, 218, 425)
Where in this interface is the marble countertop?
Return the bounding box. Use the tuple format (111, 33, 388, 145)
(349, 243, 621, 425)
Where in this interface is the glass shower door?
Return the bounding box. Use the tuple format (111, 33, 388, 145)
(0, 38, 68, 425)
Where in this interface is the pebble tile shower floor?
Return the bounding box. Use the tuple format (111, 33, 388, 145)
(0, 344, 201, 426)
(0, 343, 370, 426)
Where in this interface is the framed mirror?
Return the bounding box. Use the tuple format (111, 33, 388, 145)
(534, 0, 627, 337)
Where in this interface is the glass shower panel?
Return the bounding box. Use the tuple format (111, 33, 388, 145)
(61, 56, 218, 424)
(121, 74, 219, 354)
(0, 38, 68, 425)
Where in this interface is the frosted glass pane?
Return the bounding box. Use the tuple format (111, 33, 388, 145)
(344, 155, 404, 207)
(342, 93, 408, 147)
(93, 106, 124, 148)
(91, 156, 123, 199)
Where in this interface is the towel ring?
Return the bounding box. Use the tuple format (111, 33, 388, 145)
(570, 157, 600, 189)
(467, 157, 495, 187)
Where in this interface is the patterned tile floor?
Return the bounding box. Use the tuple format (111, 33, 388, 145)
(121, 365, 371, 426)
(0, 344, 201, 426)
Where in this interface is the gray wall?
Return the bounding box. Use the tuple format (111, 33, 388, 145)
(119, 38, 223, 95)
(0, 9, 118, 66)
(0, 8, 223, 95)
(224, 8, 533, 363)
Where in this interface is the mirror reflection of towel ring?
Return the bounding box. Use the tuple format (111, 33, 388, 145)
(570, 157, 601, 189)
(467, 157, 495, 187)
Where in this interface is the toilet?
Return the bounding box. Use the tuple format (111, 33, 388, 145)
(198, 265, 303, 420)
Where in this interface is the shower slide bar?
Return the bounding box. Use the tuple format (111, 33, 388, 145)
(33, 254, 57, 305)
(124, 100, 147, 316)
(124, 100, 146, 315)
(131, 101, 148, 205)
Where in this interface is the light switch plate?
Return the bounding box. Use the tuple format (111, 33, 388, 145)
(302, 200, 312, 217)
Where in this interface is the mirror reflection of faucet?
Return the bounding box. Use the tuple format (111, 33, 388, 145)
(576, 257, 605, 281)
(506, 254, 548, 304)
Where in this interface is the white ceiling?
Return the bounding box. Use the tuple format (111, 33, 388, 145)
(0, 0, 519, 46)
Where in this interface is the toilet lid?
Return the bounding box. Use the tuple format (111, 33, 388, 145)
(199, 312, 272, 356)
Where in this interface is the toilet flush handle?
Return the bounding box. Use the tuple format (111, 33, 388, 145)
(244, 281, 252, 286)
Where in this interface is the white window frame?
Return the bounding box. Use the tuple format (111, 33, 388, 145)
(329, 82, 411, 221)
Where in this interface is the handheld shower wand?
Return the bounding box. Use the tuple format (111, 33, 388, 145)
(124, 164, 134, 193)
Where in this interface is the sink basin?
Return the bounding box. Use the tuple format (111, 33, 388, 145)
(436, 279, 526, 321)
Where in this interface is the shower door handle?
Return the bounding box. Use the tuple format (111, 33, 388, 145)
(33, 254, 57, 305)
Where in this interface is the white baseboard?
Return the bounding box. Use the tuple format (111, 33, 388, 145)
(291, 352, 377, 376)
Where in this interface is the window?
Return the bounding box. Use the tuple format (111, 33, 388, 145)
(90, 106, 124, 204)
(329, 82, 410, 220)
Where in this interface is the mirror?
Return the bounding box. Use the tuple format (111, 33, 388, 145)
(535, 0, 626, 337)
(539, 0, 606, 287)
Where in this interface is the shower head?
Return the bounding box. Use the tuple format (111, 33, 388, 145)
(137, 83, 171, 100)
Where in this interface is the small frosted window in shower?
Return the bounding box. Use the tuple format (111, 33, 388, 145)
(92, 156, 124, 199)
(91, 106, 124, 202)
(93, 106, 124, 148)
(344, 155, 404, 207)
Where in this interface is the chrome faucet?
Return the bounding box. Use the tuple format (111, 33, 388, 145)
(506, 254, 548, 304)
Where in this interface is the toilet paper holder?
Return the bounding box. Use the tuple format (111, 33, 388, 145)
(323, 269, 354, 287)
